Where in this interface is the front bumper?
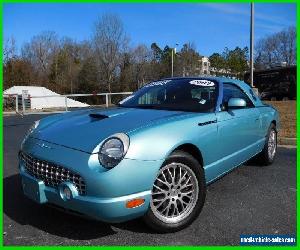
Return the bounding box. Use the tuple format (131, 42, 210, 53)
(20, 167, 152, 223)
(19, 137, 164, 223)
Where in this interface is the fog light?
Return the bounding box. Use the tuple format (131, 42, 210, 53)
(63, 186, 72, 200)
(126, 198, 145, 208)
(58, 182, 78, 201)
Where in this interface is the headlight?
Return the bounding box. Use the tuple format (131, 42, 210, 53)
(98, 133, 130, 168)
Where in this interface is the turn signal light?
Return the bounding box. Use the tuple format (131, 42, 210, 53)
(126, 198, 145, 208)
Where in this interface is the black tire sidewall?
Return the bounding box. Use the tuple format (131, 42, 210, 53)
(143, 150, 206, 233)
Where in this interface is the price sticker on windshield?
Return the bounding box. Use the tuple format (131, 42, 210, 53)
(144, 80, 172, 87)
(190, 80, 215, 87)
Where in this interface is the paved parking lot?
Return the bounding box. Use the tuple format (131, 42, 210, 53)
(3, 113, 296, 246)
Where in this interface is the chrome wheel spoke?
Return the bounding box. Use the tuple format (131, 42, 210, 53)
(152, 190, 167, 195)
(179, 170, 187, 184)
(181, 176, 192, 190)
(164, 203, 171, 216)
(174, 201, 180, 216)
(167, 168, 175, 184)
(153, 184, 164, 192)
(161, 171, 168, 182)
(181, 189, 194, 196)
(154, 198, 167, 209)
(156, 176, 169, 187)
(179, 198, 189, 207)
(152, 196, 166, 202)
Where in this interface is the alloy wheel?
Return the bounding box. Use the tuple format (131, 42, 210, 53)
(150, 163, 199, 224)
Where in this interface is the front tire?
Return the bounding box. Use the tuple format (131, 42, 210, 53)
(143, 150, 206, 233)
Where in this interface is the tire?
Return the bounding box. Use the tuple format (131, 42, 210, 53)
(270, 97, 277, 101)
(255, 123, 277, 166)
(282, 97, 289, 101)
(143, 150, 206, 233)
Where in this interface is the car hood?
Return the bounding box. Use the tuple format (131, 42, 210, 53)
(30, 107, 189, 153)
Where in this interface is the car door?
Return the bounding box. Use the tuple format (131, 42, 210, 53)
(215, 82, 261, 174)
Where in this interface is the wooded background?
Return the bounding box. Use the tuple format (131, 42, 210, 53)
(3, 13, 296, 94)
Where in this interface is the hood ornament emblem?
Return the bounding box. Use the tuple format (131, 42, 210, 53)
(36, 142, 52, 149)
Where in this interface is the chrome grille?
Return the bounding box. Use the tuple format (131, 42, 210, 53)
(20, 151, 86, 195)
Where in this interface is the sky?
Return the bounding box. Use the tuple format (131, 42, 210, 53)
(4, 3, 296, 56)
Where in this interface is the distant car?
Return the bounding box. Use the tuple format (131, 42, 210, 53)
(260, 89, 290, 101)
(19, 77, 279, 232)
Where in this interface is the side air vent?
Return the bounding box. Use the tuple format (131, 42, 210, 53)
(89, 113, 109, 120)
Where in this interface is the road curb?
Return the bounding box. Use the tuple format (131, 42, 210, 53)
(278, 137, 296, 146)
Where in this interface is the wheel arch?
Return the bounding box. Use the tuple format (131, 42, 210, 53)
(171, 143, 204, 167)
(271, 120, 278, 132)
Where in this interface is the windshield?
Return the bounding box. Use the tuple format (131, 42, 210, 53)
(119, 78, 218, 112)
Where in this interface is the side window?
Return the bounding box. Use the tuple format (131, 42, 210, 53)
(138, 88, 163, 104)
(222, 83, 254, 108)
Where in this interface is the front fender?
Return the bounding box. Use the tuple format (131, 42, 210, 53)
(125, 113, 218, 167)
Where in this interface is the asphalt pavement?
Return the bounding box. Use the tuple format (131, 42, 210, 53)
(3, 113, 296, 246)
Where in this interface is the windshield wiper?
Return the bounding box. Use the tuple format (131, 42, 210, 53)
(116, 104, 158, 109)
(133, 105, 160, 109)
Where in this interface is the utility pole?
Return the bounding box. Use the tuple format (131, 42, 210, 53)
(171, 44, 178, 77)
(171, 48, 174, 77)
(250, 3, 254, 87)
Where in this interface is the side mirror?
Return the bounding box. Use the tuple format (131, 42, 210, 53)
(228, 98, 246, 109)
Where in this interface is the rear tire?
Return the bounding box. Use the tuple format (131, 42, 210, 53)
(143, 150, 206, 233)
(255, 123, 277, 166)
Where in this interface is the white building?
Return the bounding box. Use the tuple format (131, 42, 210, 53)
(4, 86, 89, 110)
(199, 57, 210, 75)
(199, 57, 236, 78)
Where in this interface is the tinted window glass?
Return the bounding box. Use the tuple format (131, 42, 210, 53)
(249, 88, 258, 101)
(119, 79, 218, 112)
(222, 83, 254, 108)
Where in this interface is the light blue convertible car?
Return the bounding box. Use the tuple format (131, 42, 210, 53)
(19, 77, 279, 232)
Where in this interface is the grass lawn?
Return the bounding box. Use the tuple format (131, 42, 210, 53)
(266, 101, 296, 138)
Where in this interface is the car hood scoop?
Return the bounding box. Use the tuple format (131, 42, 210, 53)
(89, 113, 109, 120)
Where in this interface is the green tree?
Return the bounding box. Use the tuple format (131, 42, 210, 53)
(178, 43, 202, 76)
(48, 39, 81, 93)
(150, 43, 162, 62)
(209, 53, 225, 72)
(4, 58, 37, 89)
(77, 57, 99, 93)
(223, 46, 249, 79)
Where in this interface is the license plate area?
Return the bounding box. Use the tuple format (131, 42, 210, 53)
(22, 174, 47, 203)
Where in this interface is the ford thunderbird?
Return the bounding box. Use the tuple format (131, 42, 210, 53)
(19, 77, 279, 232)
